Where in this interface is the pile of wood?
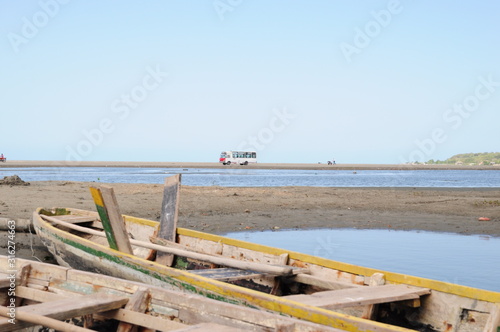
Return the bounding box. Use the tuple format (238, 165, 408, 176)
(0, 257, 341, 332)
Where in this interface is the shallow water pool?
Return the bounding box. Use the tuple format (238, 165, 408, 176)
(224, 228, 500, 292)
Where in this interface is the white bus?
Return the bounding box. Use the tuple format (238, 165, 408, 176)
(219, 151, 257, 165)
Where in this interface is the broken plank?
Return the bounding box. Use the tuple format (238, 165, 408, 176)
(156, 174, 181, 266)
(284, 284, 431, 310)
(89, 186, 133, 254)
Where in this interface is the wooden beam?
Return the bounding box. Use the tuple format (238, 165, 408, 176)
(292, 273, 362, 290)
(284, 284, 431, 310)
(271, 253, 289, 295)
(89, 186, 133, 254)
(362, 273, 385, 320)
(15, 263, 31, 308)
(116, 288, 151, 332)
(156, 174, 181, 266)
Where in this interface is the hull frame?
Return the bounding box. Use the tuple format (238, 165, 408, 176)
(33, 207, 500, 332)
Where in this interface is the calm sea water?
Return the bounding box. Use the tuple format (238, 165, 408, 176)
(225, 229, 500, 292)
(1, 167, 499, 187)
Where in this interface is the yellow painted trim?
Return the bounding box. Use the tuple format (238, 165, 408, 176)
(89, 187, 104, 207)
(123, 215, 159, 228)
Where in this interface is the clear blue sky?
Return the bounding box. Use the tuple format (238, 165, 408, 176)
(1, 1, 499, 164)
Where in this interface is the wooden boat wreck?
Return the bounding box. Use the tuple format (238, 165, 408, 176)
(0, 256, 342, 332)
(32, 177, 500, 332)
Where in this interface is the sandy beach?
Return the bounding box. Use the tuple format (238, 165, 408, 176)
(0, 161, 499, 262)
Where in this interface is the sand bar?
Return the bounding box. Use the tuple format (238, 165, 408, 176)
(1, 160, 500, 170)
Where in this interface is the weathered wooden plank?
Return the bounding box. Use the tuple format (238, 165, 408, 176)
(284, 284, 431, 309)
(17, 285, 66, 303)
(292, 273, 362, 290)
(156, 174, 181, 266)
(169, 322, 245, 332)
(50, 215, 97, 224)
(89, 186, 133, 254)
(21, 293, 128, 317)
(188, 268, 266, 281)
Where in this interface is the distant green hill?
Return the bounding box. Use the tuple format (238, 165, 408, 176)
(427, 152, 500, 165)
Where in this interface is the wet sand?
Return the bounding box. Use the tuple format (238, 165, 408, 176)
(1, 181, 498, 235)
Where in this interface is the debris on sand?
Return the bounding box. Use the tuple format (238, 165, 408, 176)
(0, 175, 30, 186)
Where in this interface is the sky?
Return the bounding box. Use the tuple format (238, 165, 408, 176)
(1, 1, 499, 164)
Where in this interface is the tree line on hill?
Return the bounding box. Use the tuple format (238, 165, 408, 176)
(426, 152, 500, 165)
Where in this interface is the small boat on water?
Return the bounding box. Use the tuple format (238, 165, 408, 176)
(0, 256, 341, 331)
(31, 179, 500, 332)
